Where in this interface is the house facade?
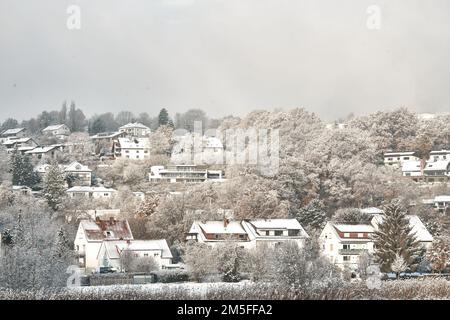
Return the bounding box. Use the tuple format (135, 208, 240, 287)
(117, 137, 151, 160)
(74, 218, 134, 272)
(67, 186, 116, 199)
(319, 222, 375, 270)
(149, 165, 224, 183)
(25, 145, 62, 160)
(97, 239, 173, 271)
(42, 124, 71, 138)
(383, 152, 420, 167)
(2, 137, 38, 153)
(119, 122, 151, 137)
(0, 128, 27, 143)
(64, 161, 92, 186)
(187, 219, 309, 249)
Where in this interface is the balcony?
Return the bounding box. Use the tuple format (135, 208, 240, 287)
(338, 248, 366, 255)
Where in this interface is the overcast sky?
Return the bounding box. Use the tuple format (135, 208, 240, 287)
(1, 0, 450, 122)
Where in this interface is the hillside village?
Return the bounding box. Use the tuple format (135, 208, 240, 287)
(0, 105, 450, 295)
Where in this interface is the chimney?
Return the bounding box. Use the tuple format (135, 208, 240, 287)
(223, 218, 229, 228)
(109, 216, 115, 224)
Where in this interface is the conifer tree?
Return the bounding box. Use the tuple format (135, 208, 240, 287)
(295, 199, 327, 230)
(372, 201, 424, 272)
(158, 108, 170, 127)
(43, 161, 66, 210)
(10, 150, 40, 187)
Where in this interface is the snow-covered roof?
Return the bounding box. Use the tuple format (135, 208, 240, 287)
(25, 146, 58, 154)
(371, 215, 433, 242)
(118, 137, 150, 149)
(42, 124, 68, 131)
(67, 186, 116, 193)
(12, 185, 31, 191)
(248, 219, 302, 230)
(434, 196, 450, 203)
(79, 219, 133, 242)
(402, 161, 422, 172)
(430, 149, 450, 155)
(360, 207, 384, 215)
(424, 160, 450, 171)
(65, 161, 92, 172)
(333, 224, 375, 233)
(189, 220, 246, 235)
(90, 132, 124, 139)
(1, 128, 25, 135)
(384, 151, 416, 157)
(119, 122, 150, 130)
(2, 137, 34, 146)
(102, 239, 172, 259)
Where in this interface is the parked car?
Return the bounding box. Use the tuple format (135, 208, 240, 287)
(93, 266, 118, 274)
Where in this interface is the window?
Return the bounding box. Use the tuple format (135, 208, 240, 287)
(358, 233, 364, 238)
(104, 193, 109, 196)
(344, 233, 350, 238)
(144, 253, 148, 257)
(404, 157, 410, 160)
(343, 256, 351, 262)
(288, 229, 299, 236)
(265, 231, 270, 236)
(154, 253, 159, 257)
(274, 230, 283, 236)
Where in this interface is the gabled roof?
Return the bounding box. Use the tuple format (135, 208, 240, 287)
(42, 124, 68, 131)
(119, 122, 150, 130)
(360, 207, 384, 215)
(430, 149, 450, 155)
(64, 161, 92, 172)
(90, 131, 124, 139)
(2, 137, 35, 146)
(189, 220, 247, 235)
(25, 146, 58, 154)
(333, 224, 374, 233)
(79, 219, 133, 242)
(1, 128, 25, 136)
(100, 239, 172, 260)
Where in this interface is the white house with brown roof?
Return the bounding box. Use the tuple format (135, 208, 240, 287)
(74, 218, 134, 272)
(97, 239, 173, 271)
(319, 222, 375, 270)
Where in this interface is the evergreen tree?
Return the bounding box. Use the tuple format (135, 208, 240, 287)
(158, 108, 170, 127)
(89, 117, 106, 135)
(372, 201, 424, 272)
(43, 161, 66, 210)
(295, 199, 327, 230)
(1, 228, 13, 247)
(13, 214, 25, 246)
(53, 227, 71, 259)
(10, 150, 41, 187)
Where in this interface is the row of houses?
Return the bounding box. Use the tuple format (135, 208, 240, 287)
(384, 150, 450, 183)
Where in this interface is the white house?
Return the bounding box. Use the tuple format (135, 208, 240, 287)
(171, 133, 224, 165)
(383, 152, 420, 167)
(119, 122, 151, 137)
(431, 195, 450, 213)
(25, 145, 62, 160)
(64, 161, 92, 186)
(12, 185, 33, 196)
(149, 165, 225, 183)
(423, 160, 450, 182)
(42, 124, 71, 138)
(401, 160, 423, 177)
(74, 218, 134, 272)
(187, 219, 309, 250)
(319, 222, 375, 270)
(2, 137, 38, 153)
(241, 219, 309, 249)
(429, 150, 450, 162)
(118, 137, 151, 160)
(97, 239, 173, 271)
(67, 186, 117, 199)
(0, 128, 26, 143)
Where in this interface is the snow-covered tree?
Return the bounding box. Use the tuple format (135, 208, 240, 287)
(372, 201, 425, 272)
(10, 150, 40, 188)
(391, 254, 408, 279)
(426, 238, 450, 273)
(43, 161, 66, 210)
(332, 208, 371, 224)
(216, 243, 245, 282)
(295, 199, 327, 231)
